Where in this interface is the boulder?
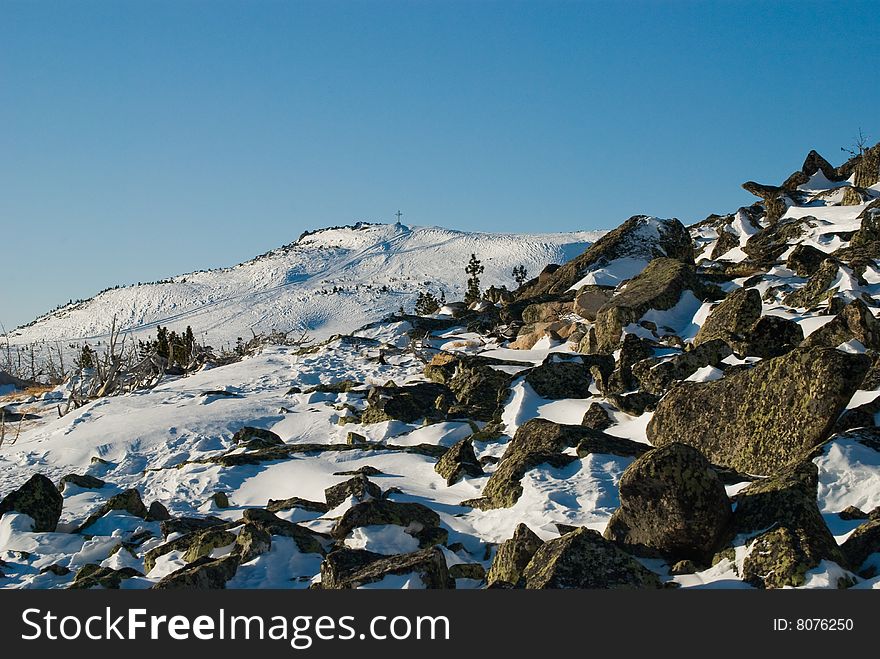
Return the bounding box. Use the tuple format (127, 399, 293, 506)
(595, 258, 700, 353)
(320, 547, 451, 589)
(783, 259, 840, 309)
(0, 474, 63, 532)
(486, 523, 544, 587)
(424, 354, 513, 421)
(581, 402, 613, 431)
(361, 382, 455, 424)
(463, 419, 597, 510)
(522, 300, 571, 324)
(575, 434, 650, 459)
(240, 508, 325, 554)
(58, 474, 105, 492)
(606, 333, 654, 392)
(604, 444, 731, 561)
(319, 548, 387, 588)
(434, 438, 483, 485)
(153, 555, 240, 589)
(146, 502, 171, 522)
(605, 391, 659, 416)
(516, 216, 693, 298)
(144, 525, 238, 573)
(524, 361, 592, 399)
(803, 299, 880, 351)
(231, 426, 284, 449)
(331, 500, 444, 547)
(840, 519, 880, 575)
(324, 475, 382, 509)
(786, 244, 832, 277)
(730, 463, 844, 588)
(573, 285, 614, 321)
(77, 489, 149, 532)
(234, 524, 272, 564)
(448, 563, 485, 581)
(693, 287, 761, 348)
(740, 315, 804, 358)
(266, 497, 330, 514)
(69, 565, 143, 589)
(647, 347, 870, 475)
(522, 528, 663, 589)
(160, 516, 225, 539)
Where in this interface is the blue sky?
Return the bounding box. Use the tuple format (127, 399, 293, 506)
(1, 0, 878, 329)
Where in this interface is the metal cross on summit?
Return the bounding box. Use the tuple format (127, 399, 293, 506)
(394, 210, 403, 226)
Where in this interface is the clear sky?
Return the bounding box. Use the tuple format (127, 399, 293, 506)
(1, 0, 878, 329)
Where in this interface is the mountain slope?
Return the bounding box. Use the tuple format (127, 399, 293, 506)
(7, 223, 603, 348)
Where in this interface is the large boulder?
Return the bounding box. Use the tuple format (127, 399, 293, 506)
(594, 258, 700, 353)
(361, 382, 456, 424)
(604, 444, 731, 561)
(434, 438, 483, 485)
(486, 523, 544, 587)
(573, 285, 614, 321)
(693, 287, 761, 348)
(153, 555, 240, 589)
(70, 565, 143, 589)
(728, 463, 844, 588)
(331, 500, 444, 547)
(803, 299, 880, 351)
(424, 354, 514, 421)
(517, 216, 693, 299)
(647, 347, 870, 475)
(319, 547, 451, 589)
(463, 419, 601, 510)
(782, 259, 840, 309)
(521, 528, 663, 589)
(231, 426, 284, 449)
(786, 244, 832, 277)
(76, 489, 149, 532)
(740, 315, 804, 358)
(524, 360, 592, 399)
(324, 475, 382, 509)
(0, 474, 63, 532)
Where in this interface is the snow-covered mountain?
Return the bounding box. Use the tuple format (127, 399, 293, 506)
(7, 223, 603, 349)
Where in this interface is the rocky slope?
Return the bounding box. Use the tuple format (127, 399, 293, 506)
(2, 143, 880, 590)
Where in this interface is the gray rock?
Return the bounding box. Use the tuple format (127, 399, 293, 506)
(486, 523, 544, 587)
(0, 474, 63, 532)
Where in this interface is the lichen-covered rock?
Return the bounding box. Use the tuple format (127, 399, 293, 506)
(581, 402, 613, 431)
(486, 523, 544, 587)
(160, 516, 225, 539)
(0, 474, 63, 532)
(742, 214, 809, 263)
(266, 497, 330, 514)
(241, 508, 326, 554)
(448, 563, 486, 581)
(693, 287, 761, 348)
(522, 528, 663, 589)
(607, 333, 654, 392)
(575, 434, 650, 459)
(463, 419, 598, 510)
(324, 474, 382, 509)
(232, 426, 284, 449)
(603, 443, 731, 561)
(573, 285, 614, 321)
(631, 339, 732, 396)
(647, 347, 870, 475)
(516, 216, 693, 299)
(783, 259, 840, 309)
(786, 244, 832, 277)
(153, 555, 240, 589)
(361, 381, 455, 424)
(331, 500, 444, 548)
(730, 462, 844, 588)
(234, 523, 272, 563)
(803, 299, 880, 351)
(740, 315, 804, 358)
(840, 519, 880, 575)
(434, 438, 483, 485)
(58, 474, 105, 492)
(144, 524, 238, 573)
(77, 488, 149, 532)
(595, 258, 702, 353)
(522, 300, 571, 324)
(320, 547, 451, 589)
(146, 501, 171, 522)
(319, 548, 387, 588)
(69, 564, 143, 589)
(606, 391, 659, 416)
(182, 528, 238, 564)
(524, 360, 592, 399)
(425, 354, 515, 421)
